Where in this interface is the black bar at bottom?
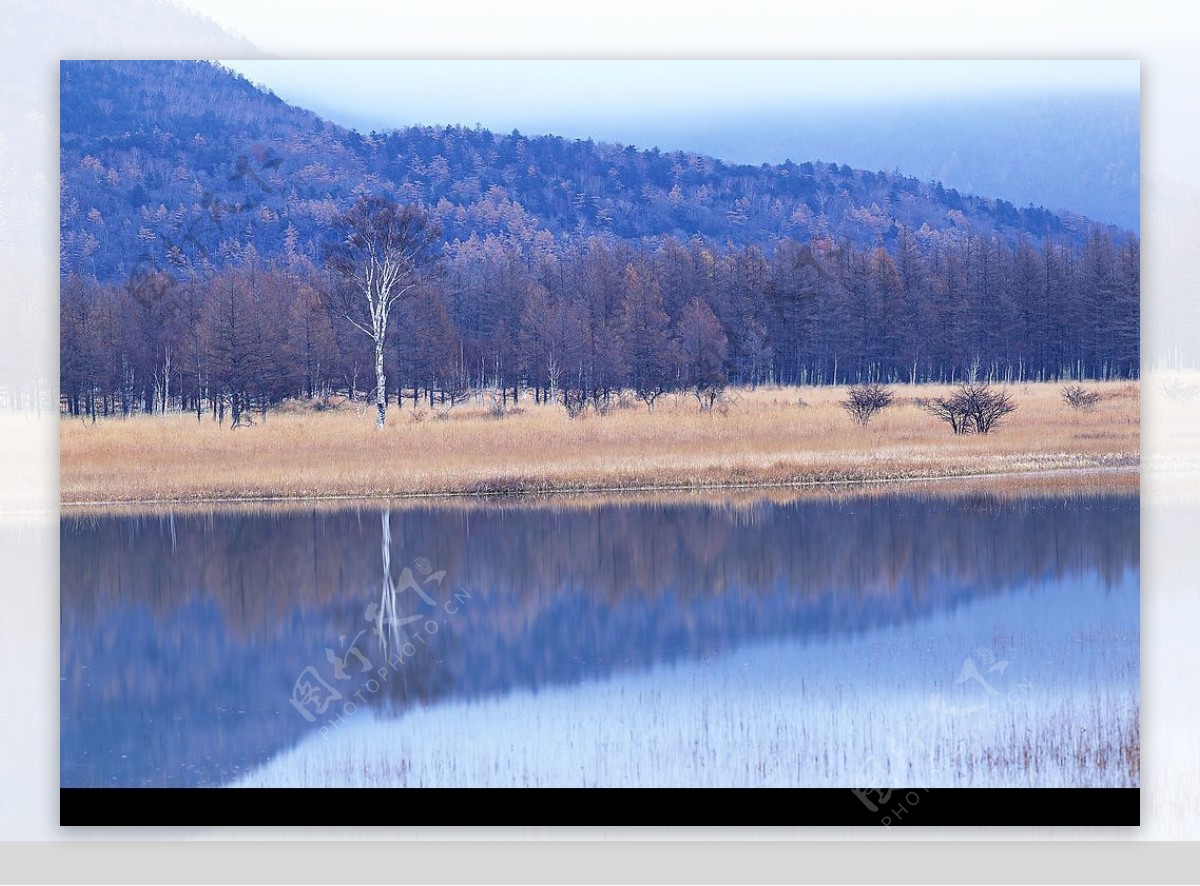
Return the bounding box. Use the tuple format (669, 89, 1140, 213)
(60, 787, 1138, 827)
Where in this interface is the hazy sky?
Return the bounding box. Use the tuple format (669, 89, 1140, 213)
(220, 59, 1139, 138)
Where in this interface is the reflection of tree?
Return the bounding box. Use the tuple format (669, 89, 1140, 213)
(63, 494, 1139, 635)
(366, 509, 440, 656)
(371, 508, 403, 658)
(60, 493, 1139, 787)
(63, 493, 1140, 718)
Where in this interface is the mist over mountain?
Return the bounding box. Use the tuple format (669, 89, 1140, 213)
(608, 95, 1140, 233)
(249, 67, 1139, 234)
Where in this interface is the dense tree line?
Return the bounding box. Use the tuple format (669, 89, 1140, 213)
(59, 60, 1139, 421)
(60, 221, 1139, 420)
(64, 496, 1139, 639)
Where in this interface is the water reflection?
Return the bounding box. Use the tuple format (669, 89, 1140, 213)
(60, 491, 1138, 787)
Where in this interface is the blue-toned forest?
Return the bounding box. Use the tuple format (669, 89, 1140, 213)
(60, 61, 1139, 418)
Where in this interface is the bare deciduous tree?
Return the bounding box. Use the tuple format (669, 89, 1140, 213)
(324, 196, 441, 428)
(919, 381, 1017, 435)
(969, 384, 1017, 433)
(841, 382, 894, 426)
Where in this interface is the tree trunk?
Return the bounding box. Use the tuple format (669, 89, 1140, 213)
(374, 340, 387, 429)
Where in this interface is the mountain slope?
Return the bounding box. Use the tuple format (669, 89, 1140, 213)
(60, 60, 1113, 282)
(609, 95, 1140, 233)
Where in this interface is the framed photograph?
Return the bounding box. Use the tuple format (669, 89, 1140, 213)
(58, 59, 1139, 826)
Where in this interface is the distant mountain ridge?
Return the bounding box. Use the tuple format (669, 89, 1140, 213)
(60, 60, 1123, 282)
(602, 95, 1140, 233)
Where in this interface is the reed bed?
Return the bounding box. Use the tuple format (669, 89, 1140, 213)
(233, 574, 1139, 789)
(61, 380, 1140, 505)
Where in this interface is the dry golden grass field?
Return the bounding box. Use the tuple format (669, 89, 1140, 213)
(60, 381, 1141, 506)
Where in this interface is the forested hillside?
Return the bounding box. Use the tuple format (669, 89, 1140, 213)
(59, 60, 1140, 419)
(60, 60, 1103, 279)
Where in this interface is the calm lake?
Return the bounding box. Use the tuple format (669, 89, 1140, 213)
(60, 489, 1139, 788)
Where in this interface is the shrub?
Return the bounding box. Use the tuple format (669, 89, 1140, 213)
(615, 391, 639, 411)
(486, 394, 507, 419)
(312, 395, 344, 413)
(561, 387, 589, 418)
(1160, 377, 1200, 403)
(1061, 384, 1101, 411)
(919, 381, 1017, 435)
(840, 383, 894, 426)
(692, 383, 727, 413)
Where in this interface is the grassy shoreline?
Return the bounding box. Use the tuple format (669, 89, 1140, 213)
(60, 381, 1140, 506)
(60, 466, 1139, 513)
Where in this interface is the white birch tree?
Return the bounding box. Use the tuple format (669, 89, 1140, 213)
(324, 196, 440, 428)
